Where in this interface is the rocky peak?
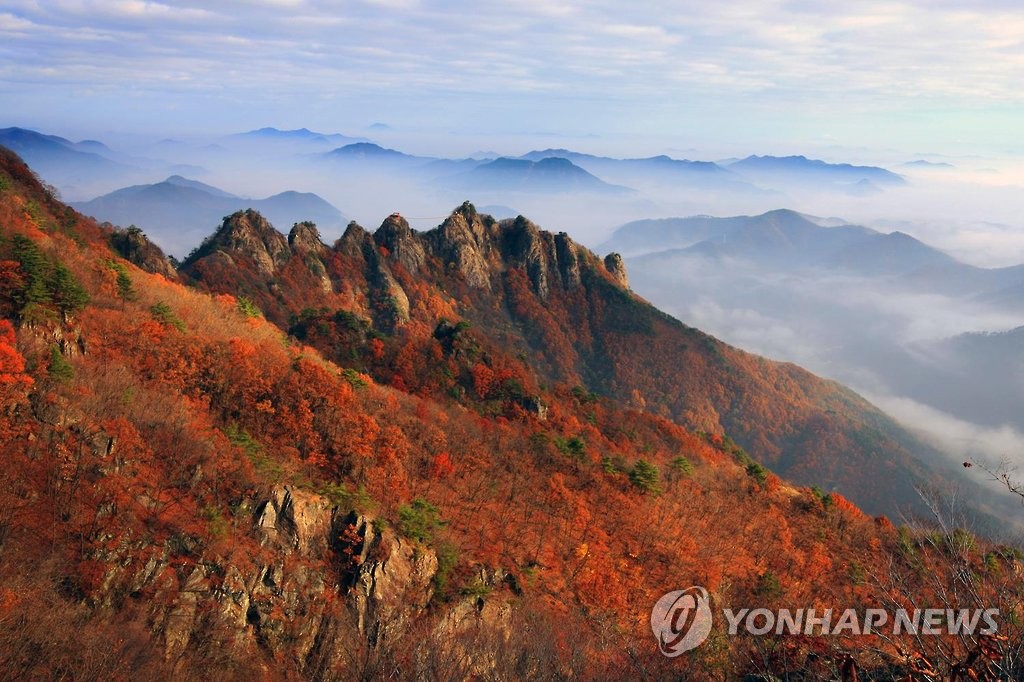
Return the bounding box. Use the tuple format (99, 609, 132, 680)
(288, 221, 326, 255)
(413, 204, 611, 299)
(335, 221, 372, 258)
(603, 252, 629, 289)
(553, 232, 581, 289)
(374, 213, 426, 272)
(109, 225, 178, 280)
(495, 218, 585, 297)
(426, 202, 497, 289)
(501, 216, 553, 298)
(288, 221, 331, 292)
(189, 209, 290, 276)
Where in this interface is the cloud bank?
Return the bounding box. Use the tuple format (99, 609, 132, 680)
(2, 1, 1024, 155)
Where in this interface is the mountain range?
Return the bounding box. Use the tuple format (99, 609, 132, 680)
(603, 208, 953, 274)
(71, 175, 346, 257)
(448, 156, 630, 193)
(177, 203, 1000, 524)
(604, 208, 1024, 453)
(228, 127, 368, 147)
(726, 154, 906, 189)
(0, 127, 140, 197)
(0, 145, 1019, 680)
(2, 126, 919, 259)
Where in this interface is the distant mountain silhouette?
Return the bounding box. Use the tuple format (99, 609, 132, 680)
(326, 142, 414, 159)
(728, 155, 905, 189)
(72, 176, 346, 257)
(520, 148, 727, 175)
(825, 230, 957, 275)
(454, 157, 630, 193)
(916, 326, 1024, 431)
(0, 127, 137, 196)
(518, 148, 759, 192)
(604, 209, 869, 255)
(603, 209, 962, 277)
(229, 127, 367, 147)
(902, 159, 956, 169)
(159, 174, 238, 198)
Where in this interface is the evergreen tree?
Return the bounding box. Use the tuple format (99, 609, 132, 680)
(10, 234, 49, 309)
(115, 268, 135, 309)
(47, 345, 73, 381)
(47, 262, 89, 320)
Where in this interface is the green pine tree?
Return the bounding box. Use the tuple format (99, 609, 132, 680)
(47, 345, 74, 381)
(47, 263, 89, 321)
(115, 269, 136, 309)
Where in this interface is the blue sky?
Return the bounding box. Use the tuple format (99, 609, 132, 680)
(2, 0, 1023, 157)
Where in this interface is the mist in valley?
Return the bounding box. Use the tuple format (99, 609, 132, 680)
(15, 122, 1024, 502)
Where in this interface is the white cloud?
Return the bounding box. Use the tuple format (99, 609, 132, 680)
(2, 0, 1024, 148)
(864, 390, 1024, 466)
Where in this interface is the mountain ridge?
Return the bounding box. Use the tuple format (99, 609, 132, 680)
(0, 145, 1019, 680)
(180, 202, 991, 521)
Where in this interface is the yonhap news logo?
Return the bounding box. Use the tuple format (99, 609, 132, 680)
(651, 587, 999, 657)
(650, 587, 714, 656)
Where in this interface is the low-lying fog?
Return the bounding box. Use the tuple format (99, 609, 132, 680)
(23, 126, 1024, 495)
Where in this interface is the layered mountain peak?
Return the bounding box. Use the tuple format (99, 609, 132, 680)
(392, 204, 611, 298)
(335, 220, 370, 257)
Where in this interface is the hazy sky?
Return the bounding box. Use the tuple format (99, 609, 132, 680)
(3, 1, 1024, 157)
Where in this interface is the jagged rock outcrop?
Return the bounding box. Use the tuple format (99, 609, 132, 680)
(335, 221, 371, 259)
(374, 269, 411, 326)
(502, 216, 552, 297)
(109, 225, 179, 279)
(603, 252, 629, 288)
(181, 202, 636, 334)
(152, 486, 351, 665)
(255, 486, 334, 556)
(419, 566, 517, 678)
(288, 222, 332, 292)
(554, 232, 582, 289)
(485, 216, 589, 298)
(341, 514, 439, 646)
(426, 202, 497, 289)
(288, 221, 326, 256)
(187, 209, 290, 276)
(78, 483, 471, 676)
(374, 213, 427, 273)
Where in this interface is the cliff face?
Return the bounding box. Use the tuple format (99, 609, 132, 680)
(109, 225, 179, 280)
(83, 483, 515, 678)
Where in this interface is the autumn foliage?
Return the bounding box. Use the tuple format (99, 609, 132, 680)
(0, 148, 1020, 680)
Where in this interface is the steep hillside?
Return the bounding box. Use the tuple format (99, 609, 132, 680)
(181, 203, 975, 520)
(1, 147, 1020, 680)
